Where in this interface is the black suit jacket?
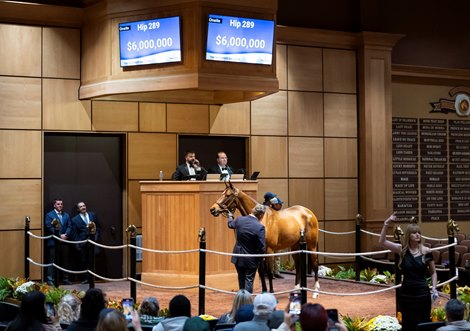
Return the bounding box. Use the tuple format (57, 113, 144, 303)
(70, 212, 100, 243)
(227, 215, 266, 269)
(172, 163, 207, 180)
(208, 165, 234, 175)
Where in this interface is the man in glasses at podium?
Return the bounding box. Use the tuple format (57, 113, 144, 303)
(208, 151, 233, 181)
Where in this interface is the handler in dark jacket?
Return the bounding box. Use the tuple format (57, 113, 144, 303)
(227, 204, 266, 293)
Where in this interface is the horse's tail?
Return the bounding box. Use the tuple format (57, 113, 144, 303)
(304, 208, 320, 282)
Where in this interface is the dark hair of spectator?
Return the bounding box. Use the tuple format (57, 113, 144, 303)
(298, 303, 328, 331)
(6, 290, 47, 331)
(80, 288, 106, 321)
(446, 299, 465, 321)
(169, 295, 191, 318)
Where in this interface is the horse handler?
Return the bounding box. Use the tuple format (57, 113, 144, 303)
(227, 204, 267, 293)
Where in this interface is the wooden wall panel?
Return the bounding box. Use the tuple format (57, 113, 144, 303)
(324, 93, 357, 138)
(287, 46, 322, 91)
(0, 77, 41, 129)
(209, 102, 250, 135)
(288, 137, 323, 177)
(127, 180, 141, 228)
(277, 44, 287, 90)
(324, 138, 357, 177)
(0, 24, 41, 77)
(128, 133, 176, 179)
(251, 91, 287, 135)
(251, 136, 288, 177)
(323, 220, 355, 263)
(257, 179, 289, 206)
(92, 101, 138, 132)
(323, 49, 357, 93)
(325, 179, 358, 220)
(0, 180, 41, 229)
(288, 91, 323, 136)
(0, 230, 42, 279)
(140, 103, 166, 132)
(289, 178, 324, 220)
(167, 104, 209, 133)
(0, 131, 41, 178)
(43, 79, 91, 130)
(42, 27, 80, 79)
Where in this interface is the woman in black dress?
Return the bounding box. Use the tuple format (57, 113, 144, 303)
(379, 213, 438, 331)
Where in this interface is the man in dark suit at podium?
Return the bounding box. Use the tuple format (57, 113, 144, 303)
(208, 151, 233, 181)
(172, 150, 208, 180)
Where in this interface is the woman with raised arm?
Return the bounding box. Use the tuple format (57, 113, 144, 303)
(379, 213, 438, 331)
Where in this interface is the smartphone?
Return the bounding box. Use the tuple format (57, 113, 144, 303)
(327, 309, 339, 331)
(122, 298, 134, 321)
(288, 291, 302, 316)
(45, 302, 55, 318)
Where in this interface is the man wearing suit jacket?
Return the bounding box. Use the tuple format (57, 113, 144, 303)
(44, 198, 72, 285)
(227, 204, 266, 293)
(172, 150, 208, 180)
(70, 201, 100, 284)
(208, 151, 233, 181)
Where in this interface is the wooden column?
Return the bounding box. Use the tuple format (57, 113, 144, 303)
(358, 32, 403, 223)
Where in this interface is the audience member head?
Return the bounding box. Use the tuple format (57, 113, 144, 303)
(96, 309, 127, 331)
(252, 204, 266, 220)
(227, 289, 253, 323)
(169, 294, 191, 318)
(183, 316, 210, 331)
(80, 288, 106, 321)
(445, 299, 465, 322)
(6, 290, 47, 331)
(235, 304, 254, 323)
(57, 293, 81, 324)
(298, 303, 328, 331)
(253, 293, 277, 319)
(139, 296, 160, 316)
(184, 150, 196, 164)
(268, 310, 285, 329)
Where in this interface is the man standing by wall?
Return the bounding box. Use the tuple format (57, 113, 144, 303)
(44, 198, 72, 285)
(227, 204, 266, 293)
(70, 201, 100, 284)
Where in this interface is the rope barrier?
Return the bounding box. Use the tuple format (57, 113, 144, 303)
(52, 235, 88, 245)
(88, 270, 128, 282)
(360, 256, 395, 265)
(128, 277, 199, 290)
(360, 229, 393, 238)
(201, 248, 300, 258)
(27, 231, 52, 240)
(128, 244, 199, 254)
(320, 229, 356, 235)
(88, 240, 127, 250)
(305, 283, 401, 296)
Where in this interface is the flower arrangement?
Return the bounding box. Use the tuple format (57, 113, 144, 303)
(0, 277, 81, 305)
(364, 315, 401, 331)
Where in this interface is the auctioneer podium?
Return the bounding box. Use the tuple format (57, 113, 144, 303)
(140, 180, 258, 290)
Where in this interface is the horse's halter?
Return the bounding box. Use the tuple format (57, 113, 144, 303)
(215, 187, 239, 217)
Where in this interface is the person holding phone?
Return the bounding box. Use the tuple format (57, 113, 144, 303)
(172, 150, 207, 181)
(379, 213, 438, 331)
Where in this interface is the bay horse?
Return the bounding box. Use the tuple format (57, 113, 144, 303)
(209, 182, 320, 295)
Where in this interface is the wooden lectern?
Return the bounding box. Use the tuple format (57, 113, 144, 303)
(140, 180, 258, 289)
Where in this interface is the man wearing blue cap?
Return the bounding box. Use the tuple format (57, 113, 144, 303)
(262, 192, 285, 279)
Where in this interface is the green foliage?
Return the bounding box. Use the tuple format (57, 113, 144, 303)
(334, 265, 356, 280)
(45, 286, 68, 305)
(342, 315, 368, 331)
(360, 268, 378, 282)
(383, 271, 395, 284)
(0, 277, 13, 301)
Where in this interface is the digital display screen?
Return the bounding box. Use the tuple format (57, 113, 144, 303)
(205, 14, 275, 65)
(119, 16, 181, 67)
